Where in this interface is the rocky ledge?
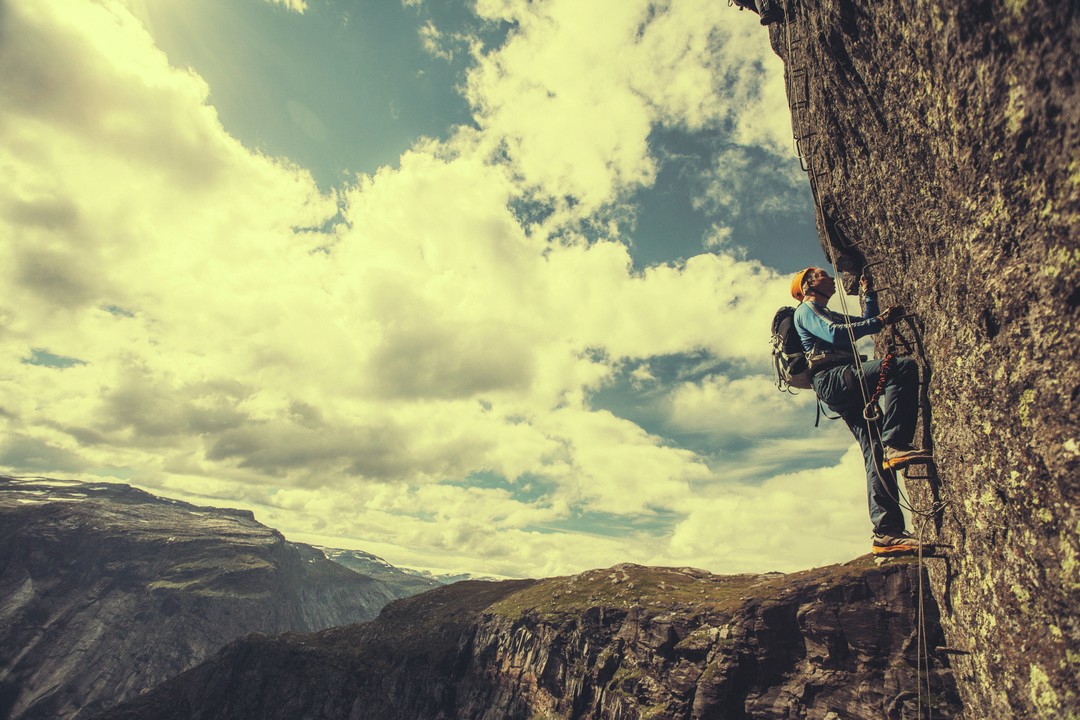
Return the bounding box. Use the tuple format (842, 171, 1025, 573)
(100, 557, 961, 719)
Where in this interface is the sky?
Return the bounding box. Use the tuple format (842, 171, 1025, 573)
(0, 0, 894, 579)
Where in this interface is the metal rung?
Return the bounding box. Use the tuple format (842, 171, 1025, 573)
(876, 550, 948, 561)
(890, 334, 916, 355)
(795, 140, 809, 161)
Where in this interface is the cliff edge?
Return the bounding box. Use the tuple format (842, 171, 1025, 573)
(767, 1, 1078, 716)
(99, 559, 960, 719)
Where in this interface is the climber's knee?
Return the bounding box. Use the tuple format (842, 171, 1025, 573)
(892, 356, 919, 382)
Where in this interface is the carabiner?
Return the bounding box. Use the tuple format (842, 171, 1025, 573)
(863, 401, 882, 422)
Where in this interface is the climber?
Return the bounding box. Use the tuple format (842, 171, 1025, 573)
(791, 267, 932, 556)
(731, 0, 784, 25)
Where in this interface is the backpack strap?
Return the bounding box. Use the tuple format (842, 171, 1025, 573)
(814, 396, 842, 427)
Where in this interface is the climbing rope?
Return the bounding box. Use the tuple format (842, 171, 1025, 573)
(861, 350, 893, 421)
(783, 0, 946, 524)
(778, 1, 951, 717)
(783, 0, 947, 513)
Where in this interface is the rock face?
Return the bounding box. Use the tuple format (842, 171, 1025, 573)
(0, 477, 406, 720)
(767, 1, 1078, 717)
(99, 559, 960, 719)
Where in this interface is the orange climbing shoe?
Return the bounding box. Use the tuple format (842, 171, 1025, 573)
(872, 532, 923, 556)
(882, 445, 933, 471)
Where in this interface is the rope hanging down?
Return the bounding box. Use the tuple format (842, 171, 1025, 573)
(782, 0, 946, 525)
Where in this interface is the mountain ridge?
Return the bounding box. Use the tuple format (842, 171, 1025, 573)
(0, 476, 429, 720)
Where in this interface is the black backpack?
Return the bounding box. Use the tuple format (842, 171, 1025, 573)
(771, 306, 812, 392)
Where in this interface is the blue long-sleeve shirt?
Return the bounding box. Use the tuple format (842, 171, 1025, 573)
(794, 292, 883, 356)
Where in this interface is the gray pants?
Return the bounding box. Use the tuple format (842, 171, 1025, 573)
(812, 358, 921, 534)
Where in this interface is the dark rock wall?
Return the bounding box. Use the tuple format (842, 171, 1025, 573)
(100, 560, 961, 720)
(767, 1, 1078, 717)
(0, 478, 400, 720)
(467, 563, 958, 719)
(98, 578, 536, 720)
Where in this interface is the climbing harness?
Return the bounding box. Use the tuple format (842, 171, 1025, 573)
(778, 2, 952, 717)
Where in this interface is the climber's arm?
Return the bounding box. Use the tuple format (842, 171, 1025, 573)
(799, 302, 884, 348)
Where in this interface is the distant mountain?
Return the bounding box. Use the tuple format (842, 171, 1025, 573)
(427, 570, 507, 585)
(316, 546, 507, 588)
(313, 547, 442, 597)
(97, 559, 962, 719)
(0, 477, 430, 720)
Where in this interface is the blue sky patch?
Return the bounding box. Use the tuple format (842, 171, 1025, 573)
(446, 471, 558, 505)
(537, 507, 682, 538)
(22, 349, 87, 369)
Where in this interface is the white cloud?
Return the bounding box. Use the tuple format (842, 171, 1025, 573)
(665, 373, 816, 440)
(704, 224, 736, 252)
(265, 0, 308, 13)
(137, 439, 879, 578)
(663, 444, 875, 573)
(0, 0, 860, 579)
(418, 20, 473, 62)
(531, 407, 713, 515)
(465, 0, 790, 213)
(692, 145, 809, 228)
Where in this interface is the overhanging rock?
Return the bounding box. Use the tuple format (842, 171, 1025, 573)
(765, 1, 1079, 716)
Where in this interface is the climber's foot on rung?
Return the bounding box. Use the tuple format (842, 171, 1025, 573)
(882, 445, 933, 471)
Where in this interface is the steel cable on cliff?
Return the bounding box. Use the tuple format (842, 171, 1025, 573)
(782, 3, 933, 521)
(782, 0, 949, 518)
(779, 2, 945, 717)
(781, 0, 950, 535)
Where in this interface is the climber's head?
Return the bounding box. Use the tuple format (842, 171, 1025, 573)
(792, 267, 835, 302)
(786, 268, 812, 300)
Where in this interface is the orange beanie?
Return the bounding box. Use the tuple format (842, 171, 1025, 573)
(790, 268, 813, 301)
